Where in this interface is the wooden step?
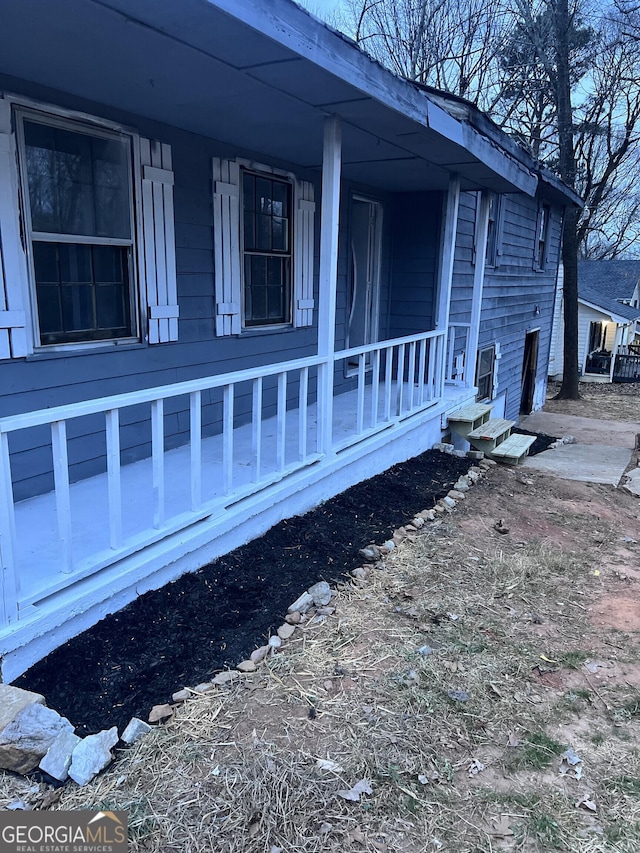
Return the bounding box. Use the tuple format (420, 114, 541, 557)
(467, 418, 514, 442)
(447, 403, 492, 438)
(490, 433, 537, 465)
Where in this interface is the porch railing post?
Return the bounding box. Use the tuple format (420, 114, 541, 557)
(434, 174, 460, 398)
(0, 431, 19, 626)
(467, 190, 491, 391)
(317, 115, 342, 455)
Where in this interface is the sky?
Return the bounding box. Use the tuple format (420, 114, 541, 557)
(296, 0, 345, 23)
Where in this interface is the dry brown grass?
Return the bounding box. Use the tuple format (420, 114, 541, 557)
(2, 461, 640, 852)
(1, 469, 629, 852)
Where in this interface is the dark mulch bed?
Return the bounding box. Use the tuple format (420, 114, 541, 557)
(512, 426, 558, 456)
(16, 450, 470, 736)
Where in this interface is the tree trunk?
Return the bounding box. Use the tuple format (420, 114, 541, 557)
(554, 0, 581, 399)
(558, 207, 581, 398)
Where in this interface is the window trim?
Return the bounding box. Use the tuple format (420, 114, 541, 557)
(483, 192, 504, 268)
(239, 164, 295, 331)
(534, 202, 551, 272)
(475, 344, 496, 401)
(12, 99, 144, 353)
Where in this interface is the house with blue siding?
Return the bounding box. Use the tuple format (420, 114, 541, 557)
(0, 0, 579, 679)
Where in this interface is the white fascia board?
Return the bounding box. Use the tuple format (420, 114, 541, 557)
(206, 0, 537, 195)
(579, 297, 630, 325)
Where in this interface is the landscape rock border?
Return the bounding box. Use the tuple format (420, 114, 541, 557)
(0, 447, 496, 792)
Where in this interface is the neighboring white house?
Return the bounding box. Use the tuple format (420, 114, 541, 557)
(549, 260, 640, 382)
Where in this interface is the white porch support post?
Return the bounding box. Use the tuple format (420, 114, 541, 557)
(317, 115, 342, 455)
(435, 174, 460, 397)
(466, 191, 491, 389)
(610, 324, 622, 382)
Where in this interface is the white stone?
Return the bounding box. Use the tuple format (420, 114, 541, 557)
(68, 727, 118, 786)
(172, 689, 190, 702)
(442, 496, 456, 509)
(121, 718, 152, 745)
(622, 469, 640, 497)
(308, 580, 332, 606)
(250, 645, 271, 663)
(0, 704, 74, 774)
(466, 450, 484, 461)
(39, 729, 81, 781)
(412, 517, 425, 528)
(383, 539, 396, 550)
(237, 660, 256, 672)
(268, 635, 282, 649)
(358, 545, 381, 562)
(0, 685, 45, 732)
(433, 442, 454, 454)
(288, 591, 314, 613)
(277, 623, 296, 640)
(212, 671, 239, 686)
(193, 682, 214, 693)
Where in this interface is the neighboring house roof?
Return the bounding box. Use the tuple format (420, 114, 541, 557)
(578, 260, 640, 322)
(580, 297, 640, 325)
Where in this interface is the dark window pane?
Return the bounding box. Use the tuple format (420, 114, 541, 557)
(251, 255, 268, 288)
(272, 217, 288, 251)
(96, 284, 126, 329)
(59, 243, 92, 283)
(35, 284, 62, 334)
(251, 287, 267, 322)
(33, 242, 58, 283)
(267, 256, 283, 289)
(271, 180, 289, 217)
(61, 283, 95, 332)
(267, 285, 283, 320)
(255, 178, 272, 214)
(24, 120, 131, 239)
(243, 174, 255, 213)
(93, 245, 125, 284)
(243, 211, 256, 251)
(257, 215, 272, 251)
(32, 241, 132, 344)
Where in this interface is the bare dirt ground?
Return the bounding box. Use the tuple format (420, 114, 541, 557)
(2, 385, 640, 852)
(545, 380, 640, 423)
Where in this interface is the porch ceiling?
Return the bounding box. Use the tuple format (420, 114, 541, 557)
(0, 0, 536, 195)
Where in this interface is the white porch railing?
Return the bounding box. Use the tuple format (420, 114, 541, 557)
(332, 329, 446, 451)
(446, 323, 471, 386)
(0, 329, 447, 626)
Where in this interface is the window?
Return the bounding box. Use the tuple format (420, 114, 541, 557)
(242, 171, 292, 327)
(475, 345, 495, 400)
(535, 203, 551, 270)
(18, 114, 136, 346)
(212, 156, 315, 336)
(588, 321, 604, 353)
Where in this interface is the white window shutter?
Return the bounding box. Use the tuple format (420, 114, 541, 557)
(139, 138, 179, 343)
(0, 98, 28, 358)
(294, 180, 315, 327)
(212, 158, 241, 336)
